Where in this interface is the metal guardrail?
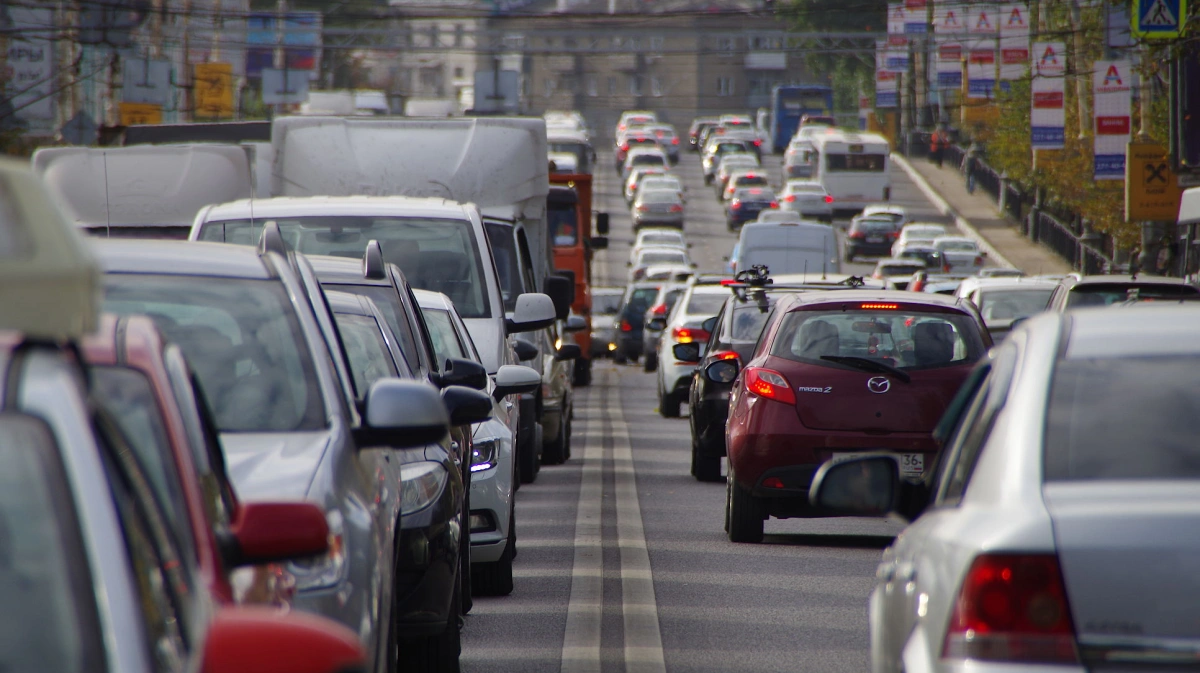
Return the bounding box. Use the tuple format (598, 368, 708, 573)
(1031, 210, 1114, 275)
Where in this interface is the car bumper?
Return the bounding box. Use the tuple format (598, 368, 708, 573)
(615, 331, 644, 357)
(658, 356, 696, 394)
(633, 213, 685, 227)
(590, 328, 617, 356)
(846, 241, 895, 257)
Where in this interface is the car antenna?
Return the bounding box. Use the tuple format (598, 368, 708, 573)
(102, 150, 111, 238)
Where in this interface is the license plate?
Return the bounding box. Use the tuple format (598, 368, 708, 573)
(867, 236, 884, 243)
(832, 452, 924, 477)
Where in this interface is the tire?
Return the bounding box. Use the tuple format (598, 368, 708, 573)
(542, 411, 567, 465)
(573, 358, 592, 387)
(471, 522, 515, 597)
(693, 446, 722, 483)
(399, 580, 461, 673)
(659, 385, 682, 418)
(643, 350, 658, 372)
(844, 250, 855, 263)
(459, 512, 472, 615)
(518, 423, 540, 484)
(726, 474, 764, 543)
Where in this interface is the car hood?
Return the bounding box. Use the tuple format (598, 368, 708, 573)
(462, 317, 504, 373)
(220, 431, 333, 501)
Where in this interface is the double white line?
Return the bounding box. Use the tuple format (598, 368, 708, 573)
(561, 368, 666, 673)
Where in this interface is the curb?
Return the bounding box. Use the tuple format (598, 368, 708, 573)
(891, 153, 1017, 269)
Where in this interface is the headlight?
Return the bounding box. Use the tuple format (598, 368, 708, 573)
(470, 438, 499, 473)
(401, 461, 448, 512)
(286, 509, 347, 592)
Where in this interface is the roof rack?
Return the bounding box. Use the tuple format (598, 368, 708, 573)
(722, 266, 868, 310)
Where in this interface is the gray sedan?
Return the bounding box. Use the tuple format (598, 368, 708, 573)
(812, 304, 1200, 673)
(632, 189, 685, 229)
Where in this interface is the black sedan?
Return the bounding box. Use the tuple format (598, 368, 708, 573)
(725, 187, 778, 231)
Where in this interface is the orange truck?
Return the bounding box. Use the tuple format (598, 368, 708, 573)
(549, 173, 609, 386)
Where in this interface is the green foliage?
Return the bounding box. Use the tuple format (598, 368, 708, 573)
(779, 0, 886, 113)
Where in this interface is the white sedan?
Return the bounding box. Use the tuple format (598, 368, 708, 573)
(629, 228, 688, 264)
(778, 180, 834, 222)
(933, 235, 985, 276)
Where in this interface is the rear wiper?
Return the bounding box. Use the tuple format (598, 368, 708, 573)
(820, 355, 912, 383)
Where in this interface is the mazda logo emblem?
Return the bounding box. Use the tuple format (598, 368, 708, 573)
(867, 377, 891, 394)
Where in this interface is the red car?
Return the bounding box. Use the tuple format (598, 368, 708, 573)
(724, 291, 991, 542)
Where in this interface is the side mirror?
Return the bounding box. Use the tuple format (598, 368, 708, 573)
(590, 236, 609, 250)
(556, 343, 582, 361)
(703, 359, 739, 383)
(493, 364, 540, 401)
(221, 502, 329, 568)
(808, 456, 900, 516)
(544, 275, 575, 320)
(672, 342, 701, 363)
(702, 316, 718, 333)
(506, 293, 557, 333)
(646, 317, 667, 331)
(355, 379, 450, 448)
(201, 607, 364, 673)
(626, 261, 633, 267)
(565, 315, 587, 332)
(433, 357, 488, 390)
(513, 339, 538, 362)
(441, 385, 494, 426)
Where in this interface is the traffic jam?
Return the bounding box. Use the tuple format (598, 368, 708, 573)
(3, 104, 1199, 673)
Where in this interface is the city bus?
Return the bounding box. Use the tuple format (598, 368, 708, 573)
(768, 85, 835, 153)
(809, 129, 891, 216)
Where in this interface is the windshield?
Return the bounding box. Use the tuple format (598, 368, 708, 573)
(977, 288, 1053, 321)
(484, 222, 527, 313)
(197, 216, 492, 318)
(622, 287, 660, 320)
(686, 292, 729, 315)
(104, 275, 326, 432)
(640, 233, 683, 247)
(770, 308, 985, 370)
(325, 284, 419, 374)
(1045, 356, 1200, 480)
(594, 292, 623, 315)
(334, 313, 402, 400)
(1065, 283, 1200, 307)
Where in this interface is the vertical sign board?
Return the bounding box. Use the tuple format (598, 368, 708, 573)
(876, 42, 900, 108)
(1126, 143, 1183, 220)
(5, 8, 55, 134)
(966, 3, 998, 99)
(935, 2, 965, 89)
(997, 1, 1030, 91)
(1133, 0, 1186, 39)
(194, 63, 235, 119)
(1094, 60, 1133, 180)
(1031, 42, 1066, 149)
(245, 12, 322, 79)
(888, 3, 910, 46)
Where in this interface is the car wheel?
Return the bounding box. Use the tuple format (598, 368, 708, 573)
(726, 473, 764, 543)
(643, 350, 658, 372)
(573, 358, 592, 387)
(518, 425, 540, 484)
(471, 528, 514, 597)
(659, 386, 682, 418)
(844, 250, 855, 263)
(693, 447, 722, 483)
(399, 579, 462, 673)
(542, 412, 568, 465)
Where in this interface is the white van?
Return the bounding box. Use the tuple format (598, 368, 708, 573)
(810, 130, 891, 215)
(735, 221, 841, 277)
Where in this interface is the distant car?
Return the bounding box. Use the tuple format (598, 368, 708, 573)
(890, 222, 949, 256)
(845, 215, 902, 261)
(616, 110, 657, 135)
(735, 220, 840, 275)
(933, 236, 986, 275)
(723, 290, 991, 542)
(632, 189, 685, 229)
(721, 168, 772, 201)
(1044, 274, 1200, 311)
(872, 258, 927, 283)
(954, 277, 1058, 338)
(630, 227, 687, 263)
(656, 281, 730, 417)
(799, 113, 837, 128)
(726, 187, 779, 230)
(615, 131, 660, 168)
(689, 117, 721, 151)
(893, 243, 944, 269)
(783, 140, 817, 179)
(633, 173, 685, 204)
(622, 147, 669, 180)
(630, 246, 693, 281)
(778, 180, 834, 222)
(977, 267, 1027, 278)
(643, 124, 682, 163)
(589, 286, 624, 358)
(712, 153, 761, 191)
(624, 166, 670, 203)
(754, 210, 806, 224)
(641, 281, 688, 372)
(857, 204, 910, 227)
(702, 140, 757, 183)
(613, 281, 663, 364)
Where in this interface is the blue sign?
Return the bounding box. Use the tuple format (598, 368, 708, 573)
(1032, 127, 1065, 147)
(1133, 0, 1185, 38)
(1094, 154, 1126, 180)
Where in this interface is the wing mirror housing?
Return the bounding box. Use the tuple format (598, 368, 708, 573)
(544, 275, 575, 320)
(808, 455, 900, 516)
(221, 502, 329, 568)
(565, 315, 587, 332)
(702, 316, 718, 333)
(493, 364, 540, 401)
(433, 357, 489, 390)
(672, 342, 701, 363)
(356, 379, 450, 448)
(590, 236, 609, 250)
(513, 339, 539, 362)
(596, 212, 610, 235)
(703, 359, 739, 383)
(556, 343, 582, 361)
(646, 317, 667, 331)
(506, 293, 556, 333)
(441, 385, 494, 426)
(200, 606, 365, 673)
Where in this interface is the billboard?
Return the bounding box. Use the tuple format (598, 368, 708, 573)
(4, 8, 55, 134)
(1094, 59, 1133, 180)
(1031, 42, 1066, 149)
(246, 12, 321, 79)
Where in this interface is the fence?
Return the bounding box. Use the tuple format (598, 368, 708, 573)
(1030, 210, 1114, 275)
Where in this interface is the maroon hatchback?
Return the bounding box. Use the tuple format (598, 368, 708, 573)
(724, 291, 991, 542)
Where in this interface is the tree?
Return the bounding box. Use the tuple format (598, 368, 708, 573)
(778, 0, 885, 112)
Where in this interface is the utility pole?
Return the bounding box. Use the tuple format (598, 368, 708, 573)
(1071, 0, 1088, 140)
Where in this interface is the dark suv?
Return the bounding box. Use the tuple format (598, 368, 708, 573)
(844, 215, 902, 261)
(613, 281, 662, 364)
(1044, 274, 1200, 311)
(725, 187, 778, 231)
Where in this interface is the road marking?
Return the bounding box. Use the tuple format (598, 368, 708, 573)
(560, 387, 603, 673)
(608, 374, 668, 673)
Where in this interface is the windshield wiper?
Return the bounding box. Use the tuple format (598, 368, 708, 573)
(820, 355, 912, 384)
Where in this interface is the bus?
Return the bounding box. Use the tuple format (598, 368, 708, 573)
(768, 85, 835, 153)
(810, 129, 891, 216)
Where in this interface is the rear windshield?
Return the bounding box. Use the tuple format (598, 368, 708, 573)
(640, 232, 683, 246)
(1044, 356, 1200, 480)
(632, 154, 666, 166)
(731, 303, 772, 341)
(686, 292, 729, 316)
(325, 284, 420, 374)
(770, 308, 986, 370)
(643, 191, 679, 204)
(735, 189, 775, 201)
(878, 263, 925, 276)
(594, 292, 623, 314)
(196, 216, 492, 318)
(640, 250, 688, 265)
(938, 240, 978, 252)
(978, 288, 1053, 321)
(857, 219, 898, 233)
(734, 175, 770, 186)
(623, 287, 660, 319)
(333, 312, 402, 400)
(1065, 283, 1200, 308)
(827, 153, 887, 172)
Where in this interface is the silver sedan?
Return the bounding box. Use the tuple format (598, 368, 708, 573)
(811, 304, 1200, 673)
(632, 189, 685, 229)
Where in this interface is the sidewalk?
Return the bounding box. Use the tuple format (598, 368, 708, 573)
(893, 154, 1074, 275)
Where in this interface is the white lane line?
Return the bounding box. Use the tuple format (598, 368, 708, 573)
(608, 377, 668, 673)
(560, 382, 604, 673)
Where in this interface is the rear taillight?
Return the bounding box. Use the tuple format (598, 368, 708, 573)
(651, 303, 668, 316)
(711, 350, 740, 361)
(769, 201, 779, 208)
(731, 200, 742, 210)
(943, 554, 1078, 665)
(669, 204, 683, 213)
(753, 139, 762, 146)
(620, 319, 633, 332)
(888, 231, 900, 239)
(672, 326, 711, 344)
(783, 195, 796, 202)
(824, 195, 835, 204)
(943, 263, 952, 273)
(636, 205, 648, 211)
(744, 367, 795, 404)
(621, 143, 630, 151)
(672, 137, 679, 145)
(975, 255, 985, 265)
(848, 231, 866, 239)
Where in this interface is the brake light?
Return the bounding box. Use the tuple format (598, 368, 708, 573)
(848, 231, 866, 239)
(672, 137, 679, 145)
(888, 231, 900, 239)
(769, 201, 779, 208)
(636, 205, 648, 211)
(711, 350, 739, 361)
(860, 303, 899, 309)
(824, 195, 835, 204)
(753, 139, 762, 146)
(975, 255, 985, 265)
(620, 319, 633, 332)
(621, 143, 630, 151)
(731, 200, 742, 210)
(943, 554, 1078, 664)
(669, 204, 683, 213)
(672, 326, 711, 344)
(651, 303, 668, 316)
(744, 367, 796, 404)
(943, 263, 952, 273)
(719, 279, 739, 286)
(783, 195, 796, 202)
(618, 123, 627, 131)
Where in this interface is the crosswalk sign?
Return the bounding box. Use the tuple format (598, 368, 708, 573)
(1133, 0, 1185, 38)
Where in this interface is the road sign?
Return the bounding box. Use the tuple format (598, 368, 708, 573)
(1133, 0, 1185, 39)
(1126, 142, 1183, 220)
(193, 63, 234, 119)
(261, 68, 309, 105)
(119, 102, 163, 126)
(123, 58, 172, 106)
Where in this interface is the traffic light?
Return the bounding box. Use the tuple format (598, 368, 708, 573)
(1170, 46, 1200, 174)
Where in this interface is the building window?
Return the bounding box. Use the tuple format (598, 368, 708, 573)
(649, 36, 664, 53)
(454, 24, 464, 47)
(586, 75, 598, 97)
(715, 36, 735, 52)
(629, 74, 643, 96)
(454, 66, 465, 79)
(608, 76, 617, 95)
(717, 76, 735, 96)
(751, 35, 784, 50)
(651, 76, 663, 97)
(420, 66, 443, 95)
(428, 25, 439, 48)
(561, 74, 578, 93)
(544, 77, 556, 97)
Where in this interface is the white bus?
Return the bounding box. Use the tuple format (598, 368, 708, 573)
(809, 130, 891, 215)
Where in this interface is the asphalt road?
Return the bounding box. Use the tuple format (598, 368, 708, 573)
(460, 148, 950, 672)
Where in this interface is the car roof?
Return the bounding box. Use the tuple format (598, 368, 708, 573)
(93, 239, 272, 279)
(781, 289, 974, 312)
(933, 236, 977, 245)
(1061, 305, 1200, 359)
(1066, 274, 1194, 287)
(412, 287, 455, 311)
(200, 195, 474, 221)
(306, 253, 394, 287)
(325, 289, 374, 316)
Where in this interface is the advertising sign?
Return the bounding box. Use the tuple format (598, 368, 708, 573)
(119, 102, 163, 126)
(194, 63, 235, 119)
(1031, 42, 1066, 149)
(876, 69, 900, 108)
(4, 8, 55, 133)
(888, 3, 909, 46)
(966, 39, 997, 98)
(1094, 59, 1133, 180)
(1126, 142, 1183, 220)
(998, 1, 1030, 85)
(246, 12, 322, 78)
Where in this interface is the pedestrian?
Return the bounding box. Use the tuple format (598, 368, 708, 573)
(963, 143, 979, 195)
(929, 126, 946, 168)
